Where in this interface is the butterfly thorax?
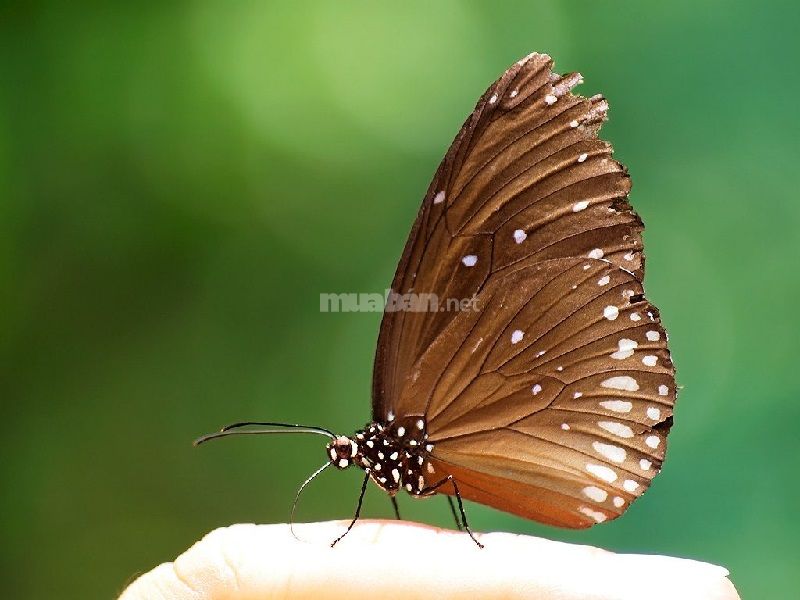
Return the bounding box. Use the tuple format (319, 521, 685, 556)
(326, 416, 437, 497)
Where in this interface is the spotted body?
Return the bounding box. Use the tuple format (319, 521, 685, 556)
(328, 416, 437, 497)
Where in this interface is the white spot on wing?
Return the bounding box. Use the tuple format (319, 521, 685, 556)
(433, 190, 445, 204)
(599, 400, 633, 413)
(640, 458, 652, 470)
(646, 330, 661, 341)
(573, 200, 590, 212)
(601, 376, 639, 391)
(593, 441, 626, 463)
(579, 506, 607, 523)
(578, 153, 588, 163)
(532, 384, 542, 395)
(645, 435, 661, 449)
(570, 119, 579, 128)
(623, 479, 640, 493)
(461, 255, 478, 267)
(658, 384, 669, 396)
(511, 329, 524, 344)
(583, 486, 608, 502)
(603, 305, 619, 320)
(489, 93, 498, 104)
(586, 463, 618, 483)
(561, 423, 570, 430)
(598, 421, 634, 438)
(597, 275, 610, 286)
(647, 407, 661, 420)
(588, 248, 604, 259)
(630, 312, 642, 321)
(611, 338, 638, 360)
(642, 355, 658, 367)
(513, 229, 527, 244)
(544, 94, 557, 105)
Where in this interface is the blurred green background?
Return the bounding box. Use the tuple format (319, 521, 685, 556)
(1, 1, 798, 598)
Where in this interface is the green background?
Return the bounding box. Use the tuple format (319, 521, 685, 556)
(1, 1, 797, 598)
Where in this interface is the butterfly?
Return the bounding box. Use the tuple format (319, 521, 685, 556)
(196, 52, 676, 547)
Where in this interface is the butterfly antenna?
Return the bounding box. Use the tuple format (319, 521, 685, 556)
(289, 462, 331, 542)
(193, 422, 336, 446)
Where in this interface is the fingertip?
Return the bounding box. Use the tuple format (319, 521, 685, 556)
(119, 521, 741, 600)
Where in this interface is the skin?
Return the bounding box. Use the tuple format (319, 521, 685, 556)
(119, 521, 740, 600)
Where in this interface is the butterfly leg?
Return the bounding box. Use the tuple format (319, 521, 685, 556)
(446, 495, 463, 531)
(423, 475, 483, 548)
(390, 495, 402, 520)
(331, 472, 370, 547)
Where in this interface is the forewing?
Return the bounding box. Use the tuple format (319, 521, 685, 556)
(373, 53, 643, 421)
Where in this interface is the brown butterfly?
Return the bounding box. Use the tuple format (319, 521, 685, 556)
(197, 52, 676, 547)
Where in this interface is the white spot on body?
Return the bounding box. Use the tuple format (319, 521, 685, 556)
(599, 400, 633, 413)
(592, 441, 626, 463)
(374, 463, 381, 471)
(511, 329, 525, 344)
(433, 190, 445, 204)
(416, 419, 424, 430)
(645, 435, 661, 449)
(418, 476, 425, 489)
(366, 440, 374, 448)
(640, 458, 652, 470)
(604, 305, 619, 321)
(544, 94, 557, 105)
(646, 330, 661, 342)
(406, 483, 413, 491)
(658, 384, 669, 396)
(647, 407, 661, 421)
(586, 463, 618, 483)
(573, 200, 590, 212)
(583, 486, 608, 502)
(597, 275, 611, 286)
(598, 421, 634, 438)
(387, 411, 395, 422)
(623, 479, 640, 493)
(642, 355, 658, 367)
(390, 451, 399, 460)
(397, 426, 406, 437)
(601, 376, 640, 392)
(579, 506, 607, 523)
(513, 229, 527, 244)
(392, 468, 400, 482)
(588, 248, 604, 259)
(462, 255, 478, 267)
(425, 444, 434, 452)
(532, 384, 542, 395)
(338, 459, 349, 469)
(611, 338, 638, 360)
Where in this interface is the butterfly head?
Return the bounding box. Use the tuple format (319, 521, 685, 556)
(327, 435, 358, 470)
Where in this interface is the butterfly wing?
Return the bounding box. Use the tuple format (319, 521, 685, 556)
(402, 257, 674, 526)
(373, 53, 646, 423)
(372, 53, 675, 527)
